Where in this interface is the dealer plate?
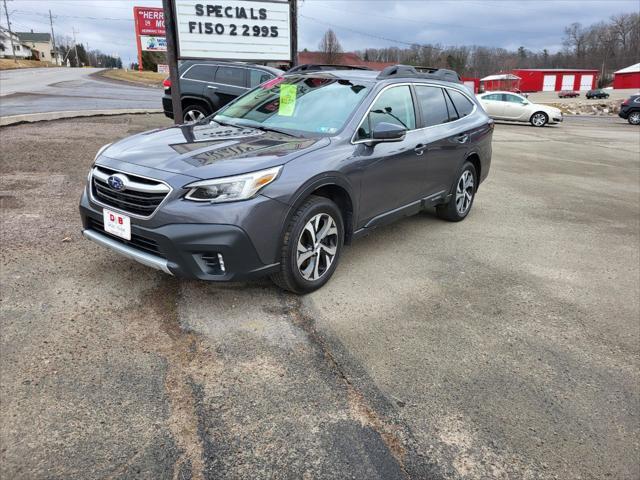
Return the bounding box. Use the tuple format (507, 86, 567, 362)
(103, 209, 131, 240)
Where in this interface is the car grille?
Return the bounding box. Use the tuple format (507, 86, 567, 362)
(87, 217, 162, 257)
(91, 166, 170, 217)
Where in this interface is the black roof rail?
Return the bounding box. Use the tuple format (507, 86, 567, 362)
(377, 64, 461, 83)
(286, 64, 372, 74)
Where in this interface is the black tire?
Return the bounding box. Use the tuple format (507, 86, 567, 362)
(628, 112, 640, 125)
(530, 111, 548, 127)
(182, 104, 210, 124)
(271, 195, 344, 294)
(436, 162, 478, 222)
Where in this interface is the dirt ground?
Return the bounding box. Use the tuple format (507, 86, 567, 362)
(0, 114, 638, 479)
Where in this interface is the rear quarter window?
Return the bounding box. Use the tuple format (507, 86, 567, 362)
(448, 89, 475, 117)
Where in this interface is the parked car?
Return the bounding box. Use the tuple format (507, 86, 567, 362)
(477, 91, 563, 127)
(80, 65, 493, 293)
(162, 60, 283, 123)
(558, 90, 579, 98)
(585, 89, 609, 99)
(618, 94, 640, 125)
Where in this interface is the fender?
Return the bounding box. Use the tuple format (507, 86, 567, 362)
(181, 94, 215, 111)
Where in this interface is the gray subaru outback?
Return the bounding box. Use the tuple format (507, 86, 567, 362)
(80, 65, 493, 293)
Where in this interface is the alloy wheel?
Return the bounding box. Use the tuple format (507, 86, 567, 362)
(184, 109, 206, 124)
(629, 112, 640, 125)
(531, 113, 547, 127)
(296, 213, 338, 281)
(455, 170, 474, 215)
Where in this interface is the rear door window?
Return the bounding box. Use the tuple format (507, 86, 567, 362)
(414, 86, 450, 127)
(183, 64, 217, 82)
(215, 67, 246, 87)
(448, 89, 475, 117)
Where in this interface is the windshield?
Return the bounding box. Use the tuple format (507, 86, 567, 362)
(213, 75, 371, 136)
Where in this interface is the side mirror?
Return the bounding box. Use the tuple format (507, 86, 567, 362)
(371, 122, 406, 143)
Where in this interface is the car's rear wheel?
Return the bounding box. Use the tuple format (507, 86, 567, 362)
(271, 195, 344, 294)
(436, 162, 477, 222)
(628, 112, 640, 125)
(183, 104, 209, 124)
(530, 112, 548, 127)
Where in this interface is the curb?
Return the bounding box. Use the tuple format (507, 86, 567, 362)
(0, 108, 164, 127)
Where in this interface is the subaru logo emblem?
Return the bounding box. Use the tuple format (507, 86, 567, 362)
(107, 174, 126, 191)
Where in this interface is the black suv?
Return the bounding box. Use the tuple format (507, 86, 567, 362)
(585, 89, 610, 99)
(81, 65, 493, 293)
(619, 95, 640, 125)
(162, 60, 283, 123)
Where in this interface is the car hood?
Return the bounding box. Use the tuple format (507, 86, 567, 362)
(99, 122, 329, 180)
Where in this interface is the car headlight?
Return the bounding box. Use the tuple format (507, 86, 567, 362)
(184, 166, 282, 203)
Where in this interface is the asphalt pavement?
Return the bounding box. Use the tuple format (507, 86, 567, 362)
(0, 67, 162, 116)
(0, 114, 638, 479)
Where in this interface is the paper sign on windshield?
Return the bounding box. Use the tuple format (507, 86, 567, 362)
(278, 84, 297, 116)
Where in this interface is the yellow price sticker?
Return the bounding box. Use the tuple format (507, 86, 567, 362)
(278, 84, 297, 116)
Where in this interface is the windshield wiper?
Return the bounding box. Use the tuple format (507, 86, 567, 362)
(239, 123, 297, 137)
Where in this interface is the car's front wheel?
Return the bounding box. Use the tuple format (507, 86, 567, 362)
(271, 195, 344, 294)
(530, 112, 548, 127)
(628, 112, 640, 125)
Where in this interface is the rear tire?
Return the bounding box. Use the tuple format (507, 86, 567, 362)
(436, 162, 478, 222)
(271, 196, 344, 294)
(628, 112, 640, 125)
(530, 112, 548, 127)
(182, 104, 209, 124)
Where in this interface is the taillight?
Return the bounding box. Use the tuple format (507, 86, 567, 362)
(622, 98, 630, 106)
(163, 78, 171, 88)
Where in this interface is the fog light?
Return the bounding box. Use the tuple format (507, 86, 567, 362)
(217, 253, 226, 273)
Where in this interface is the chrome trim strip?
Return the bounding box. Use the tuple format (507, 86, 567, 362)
(82, 229, 172, 275)
(92, 167, 170, 194)
(89, 166, 173, 220)
(351, 82, 478, 145)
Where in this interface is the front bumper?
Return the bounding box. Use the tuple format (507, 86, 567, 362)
(79, 190, 281, 281)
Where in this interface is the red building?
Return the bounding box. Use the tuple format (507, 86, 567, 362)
(613, 63, 640, 89)
(511, 69, 598, 92)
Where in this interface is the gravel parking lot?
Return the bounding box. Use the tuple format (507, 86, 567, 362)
(1, 114, 638, 479)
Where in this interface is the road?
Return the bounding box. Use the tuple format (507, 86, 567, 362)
(1, 115, 638, 479)
(0, 67, 162, 116)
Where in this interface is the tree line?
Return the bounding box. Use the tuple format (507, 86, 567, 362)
(346, 12, 638, 84)
(55, 35, 122, 69)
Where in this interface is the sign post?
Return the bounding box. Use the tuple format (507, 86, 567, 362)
(162, 0, 296, 125)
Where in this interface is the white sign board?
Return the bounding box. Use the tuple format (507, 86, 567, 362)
(141, 35, 167, 51)
(174, 0, 291, 61)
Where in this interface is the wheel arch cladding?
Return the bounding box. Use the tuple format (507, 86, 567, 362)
(465, 153, 481, 191)
(182, 96, 212, 112)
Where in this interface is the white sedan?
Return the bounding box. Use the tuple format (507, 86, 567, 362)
(477, 91, 563, 127)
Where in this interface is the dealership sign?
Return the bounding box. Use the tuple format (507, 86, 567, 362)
(173, 0, 291, 61)
(133, 7, 166, 69)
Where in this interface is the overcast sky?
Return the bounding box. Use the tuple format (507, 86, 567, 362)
(5, 0, 639, 66)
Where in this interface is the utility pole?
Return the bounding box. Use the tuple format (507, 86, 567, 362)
(162, 0, 183, 123)
(49, 9, 57, 65)
(2, 0, 17, 63)
(72, 27, 79, 67)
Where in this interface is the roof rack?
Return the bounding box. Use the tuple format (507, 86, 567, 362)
(377, 64, 461, 83)
(286, 64, 372, 74)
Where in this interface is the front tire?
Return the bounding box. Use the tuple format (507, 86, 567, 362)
(271, 196, 344, 294)
(436, 162, 477, 222)
(530, 112, 548, 127)
(628, 112, 640, 125)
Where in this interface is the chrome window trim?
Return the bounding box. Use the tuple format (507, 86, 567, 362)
(180, 63, 250, 90)
(88, 165, 174, 220)
(351, 82, 478, 145)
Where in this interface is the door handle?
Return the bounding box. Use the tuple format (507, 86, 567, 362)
(414, 143, 428, 156)
(455, 134, 469, 144)
(207, 85, 218, 89)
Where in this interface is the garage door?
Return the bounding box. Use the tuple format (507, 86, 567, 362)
(579, 75, 593, 90)
(542, 75, 556, 91)
(561, 75, 575, 90)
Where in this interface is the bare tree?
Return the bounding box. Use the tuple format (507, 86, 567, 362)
(318, 29, 343, 64)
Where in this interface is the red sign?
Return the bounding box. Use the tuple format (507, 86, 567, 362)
(134, 7, 165, 36)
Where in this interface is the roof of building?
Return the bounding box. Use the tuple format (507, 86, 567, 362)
(297, 51, 394, 71)
(16, 31, 51, 43)
(481, 73, 521, 81)
(614, 63, 640, 75)
(512, 68, 599, 72)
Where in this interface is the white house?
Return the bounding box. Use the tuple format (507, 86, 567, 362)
(0, 27, 32, 59)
